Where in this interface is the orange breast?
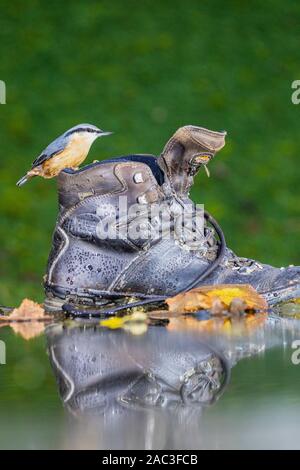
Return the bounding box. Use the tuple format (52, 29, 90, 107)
(42, 136, 89, 177)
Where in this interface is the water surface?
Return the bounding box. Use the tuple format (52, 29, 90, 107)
(1, 307, 300, 450)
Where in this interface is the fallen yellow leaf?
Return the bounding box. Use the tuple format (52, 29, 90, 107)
(166, 284, 267, 314)
(100, 311, 148, 333)
(166, 291, 211, 313)
(100, 316, 128, 329)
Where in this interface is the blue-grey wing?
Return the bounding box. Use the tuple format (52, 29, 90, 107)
(31, 135, 68, 169)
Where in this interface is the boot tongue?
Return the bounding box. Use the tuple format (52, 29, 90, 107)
(158, 125, 226, 195)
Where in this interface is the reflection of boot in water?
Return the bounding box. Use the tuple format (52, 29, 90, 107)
(46, 324, 230, 449)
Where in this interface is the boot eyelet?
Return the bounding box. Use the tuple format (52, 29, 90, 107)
(137, 194, 148, 204)
(133, 173, 144, 183)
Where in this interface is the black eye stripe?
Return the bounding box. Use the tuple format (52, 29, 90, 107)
(65, 128, 100, 137)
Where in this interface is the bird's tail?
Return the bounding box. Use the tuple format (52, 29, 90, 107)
(16, 174, 30, 187)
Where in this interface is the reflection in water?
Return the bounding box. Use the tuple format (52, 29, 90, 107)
(46, 313, 300, 450)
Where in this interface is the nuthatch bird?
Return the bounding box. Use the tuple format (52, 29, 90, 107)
(16, 123, 112, 186)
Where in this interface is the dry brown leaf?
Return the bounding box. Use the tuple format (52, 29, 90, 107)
(211, 297, 227, 315)
(166, 291, 211, 313)
(2, 298, 51, 321)
(166, 284, 268, 314)
(10, 298, 46, 320)
(0, 299, 52, 340)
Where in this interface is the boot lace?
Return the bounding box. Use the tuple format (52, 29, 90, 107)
(224, 249, 263, 274)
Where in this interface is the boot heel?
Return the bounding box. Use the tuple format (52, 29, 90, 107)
(43, 296, 65, 313)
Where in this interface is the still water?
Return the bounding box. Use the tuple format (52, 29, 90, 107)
(0, 306, 300, 450)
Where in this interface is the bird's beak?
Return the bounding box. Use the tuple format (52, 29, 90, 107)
(98, 130, 113, 136)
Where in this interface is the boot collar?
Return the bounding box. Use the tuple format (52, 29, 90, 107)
(57, 155, 164, 209)
(62, 154, 164, 186)
(157, 125, 226, 195)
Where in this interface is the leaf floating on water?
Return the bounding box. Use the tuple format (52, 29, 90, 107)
(210, 297, 227, 315)
(0, 299, 52, 340)
(203, 285, 267, 310)
(100, 311, 148, 335)
(166, 284, 268, 315)
(166, 291, 211, 313)
(228, 298, 248, 314)
(100, 316, 127, 329)
(7, 298, 51, 321)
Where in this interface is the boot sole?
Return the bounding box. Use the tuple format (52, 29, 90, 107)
(260, 282, 300, 305)
(43, 285, 164, 314)
(44, 281, 300, 314)
(43, 296, 66, 313)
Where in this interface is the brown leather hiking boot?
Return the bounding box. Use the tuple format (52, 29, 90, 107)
(44, 126, 300, 313)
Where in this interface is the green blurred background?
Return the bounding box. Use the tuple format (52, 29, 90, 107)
(0, 0, 299, 306)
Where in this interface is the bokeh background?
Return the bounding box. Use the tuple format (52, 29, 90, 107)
(0, 0, 299, 306)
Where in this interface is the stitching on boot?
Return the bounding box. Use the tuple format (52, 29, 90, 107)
(47, 226, 70, 284)
(108, 250, 150, 291)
